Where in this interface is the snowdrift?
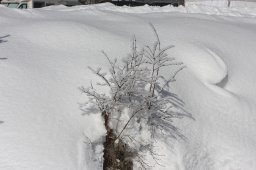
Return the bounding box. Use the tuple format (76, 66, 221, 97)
(1, 3, 256, 170)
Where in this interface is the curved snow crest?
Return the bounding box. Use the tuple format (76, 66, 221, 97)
(171, 43, 227, 84)
(171, 43, 231, 96)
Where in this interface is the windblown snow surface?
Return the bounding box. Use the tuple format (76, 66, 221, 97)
(1, 3, 256, 170)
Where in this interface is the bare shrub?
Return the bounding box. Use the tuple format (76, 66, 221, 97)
(80, 24, 191, 169)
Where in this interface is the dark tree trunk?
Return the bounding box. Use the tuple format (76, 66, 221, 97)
(102, 111, 134, 170)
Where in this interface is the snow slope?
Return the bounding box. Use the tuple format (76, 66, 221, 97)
(1, 3, 256, 170)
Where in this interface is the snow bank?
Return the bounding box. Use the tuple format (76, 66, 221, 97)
(186, 0, 256, 7)
(39, 3, 256, 17)
(1, 4, 256, 170)
(231, 1, 256, 7)
(186, 0, 229, 7)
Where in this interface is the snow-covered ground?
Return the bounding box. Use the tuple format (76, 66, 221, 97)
(1, 3, 256, 170)
(186, 0, 256, 7)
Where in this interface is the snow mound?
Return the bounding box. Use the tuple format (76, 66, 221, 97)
(173, 43, 228, 85)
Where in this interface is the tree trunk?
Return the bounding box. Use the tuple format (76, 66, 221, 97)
(102, 111, 133, 170)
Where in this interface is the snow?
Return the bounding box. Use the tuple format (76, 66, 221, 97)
(1, 3, 256, 170)
(186, 0, 256, 8)
(186, 0, 229, 7)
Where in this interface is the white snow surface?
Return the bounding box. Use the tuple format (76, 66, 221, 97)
(186, 0, 256, 7)
(1, 3, 256, 170)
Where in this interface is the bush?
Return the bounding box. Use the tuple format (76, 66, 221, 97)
(80, 24, 191, 169)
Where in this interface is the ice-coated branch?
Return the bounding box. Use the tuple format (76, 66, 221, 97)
(81, 24, 190, 169)
(88, 66, 111, 87)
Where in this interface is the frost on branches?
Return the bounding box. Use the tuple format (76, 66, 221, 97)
(80, 25, 191, 169)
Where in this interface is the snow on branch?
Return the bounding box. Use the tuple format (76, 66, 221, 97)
(80, 24, 191, 169)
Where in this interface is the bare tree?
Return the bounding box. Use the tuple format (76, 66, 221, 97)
(80, 25, 191, 169)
